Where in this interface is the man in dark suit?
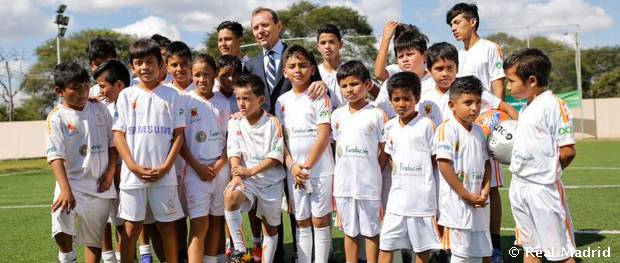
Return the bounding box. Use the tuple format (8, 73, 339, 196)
(243, 7, 327, 263)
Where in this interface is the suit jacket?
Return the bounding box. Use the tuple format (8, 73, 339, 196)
(244, 42, 322, 114)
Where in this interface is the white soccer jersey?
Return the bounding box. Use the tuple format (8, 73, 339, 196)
(165, 82, 195, 179)
(112, 84, 186, 189)
(458, 39, 505, 92)
(185, 90, 231, 165)
(213, 82, 240, 113)
(385, 64, 401, 77)
(331, 102, 386, 200)
(275, 90, 334, 178)
(434, 117, 489, 230)
(227, 111, 286, 187)
(89, 84, 101, 98)
(375, 73, 432, 119)
(318, 63, 346, 109)
(46, 102, 116, 198)
(509, 90, 575, 185)
(383, 114, 436, 216)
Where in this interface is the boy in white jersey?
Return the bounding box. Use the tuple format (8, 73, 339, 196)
(113, 39, 186, 263)
(379, 72, 440, 263)
(47, 62, 117, 263)
(87, 38, 118, 100)
(374, 22, 420, 82)
(216, 55, 242, 114)
(93, 59, 131, 263)
(178, 53, 231, 263)
(316, 24, 346, 109)
(420, 43, 518, 259)
(434, 76, 492, 263)
(447, 3, 505, 99)
(275, 45, 334, 263)
(224, 73, 286, 263)
(504, 49, 577, 263)
(332, 60, 388, 263)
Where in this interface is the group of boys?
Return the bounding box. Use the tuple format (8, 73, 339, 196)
(46, 3, 577, 263)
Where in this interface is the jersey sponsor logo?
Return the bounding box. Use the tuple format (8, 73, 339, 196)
(195, 131, 207, 142)
(495, 61, 503, 69)
(319, 109, 329, 119)
(395, 162, 423, 176)
(127, 125, 172, 135)
(342, 145, 370, 158)
(513, 152, 535, 162)
(46, 146, 57, 155)
(79, 144, 88, 156)
(288, 126, 317, 138)
(437, 142, 453, 152)
(90, 144, 105, 154)
(558, 126, 572, 135)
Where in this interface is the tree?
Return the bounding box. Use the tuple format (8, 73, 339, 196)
(590, 68, 620, 98)
(0, 49, 26, 121)
(203, 1, 377, 66)
(19, 29, 134, 120)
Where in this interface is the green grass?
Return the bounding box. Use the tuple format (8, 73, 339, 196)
(1, 141, 619, 262)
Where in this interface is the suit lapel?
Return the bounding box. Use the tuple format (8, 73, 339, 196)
(274, 42, 287, 86)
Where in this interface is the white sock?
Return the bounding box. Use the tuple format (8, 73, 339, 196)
(203, 255, 218, 263)
(139, 244, 151, 255)
(296, 227, 313, 263)
(262, 234, 278, 263)
(314, 226, 332, 263)
(217, 253, 227, 263)
(58, 250, 76, 263)
(102, 250, 118, 263)
(224, 209, 246, 252)
(252, 236, 262, 248)
(115, 251, 121, 262)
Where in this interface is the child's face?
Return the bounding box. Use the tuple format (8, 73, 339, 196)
(284, 55, 315, 88)
(449, 93, 481, 125)
(317, 33, 342, 61)
(217, 66, 237, 94)
(234, 87, 264, 117)
(192, 61, 216, 95)
(56, 82, 90, 110)
(167, 55, 192, 85)
(450, 13, 476, 41)
(131, 55, 161, 84)
(390, 88, 418, 119)
(339, 76, 369, 104)
(430, 58, 457, 90)
(505, 66, 531, 100)
(96, 73, 124, 102)
(396, 48, 425, 73)
(218, 29, 242, 56)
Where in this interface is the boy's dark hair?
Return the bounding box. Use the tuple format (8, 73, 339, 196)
(233, 73, 265, 97)
(336, 60, 371, 83)
(164, 41, 192, 62)
(283, 45, 317, 67)
(252, 7, 279, 24)
(394, 23, 417, 41)
(503, 48, 552, 87)
(129, 39, 163, 65)
(217, 21, 244, 38)
(216, 55, 242, 76)
(193, 53, 218, 73)
(425, 42, 459, 69)
(54, 61, 90, 90)
(449, 76, 483, 100)
(446, 2, 480, 30)
(317, 23, 342, 42)
(387, 72, 421, 99)
(394, 30, 429, 55)
(86, 38, 117, 63)
(93, 59, 130, 87)
(150, 34, 171, 49)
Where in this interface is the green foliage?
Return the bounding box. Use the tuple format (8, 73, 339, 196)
(19, 29, 134, 120)
(590, 68, 620, 98)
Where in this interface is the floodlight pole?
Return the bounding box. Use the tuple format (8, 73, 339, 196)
(56, 26, 61, 65)
(573, 24, 584, 137)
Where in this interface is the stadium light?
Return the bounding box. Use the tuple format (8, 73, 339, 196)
(54, 4, 69, 65)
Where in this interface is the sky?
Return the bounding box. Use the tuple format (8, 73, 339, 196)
(0, 0, 617, 74)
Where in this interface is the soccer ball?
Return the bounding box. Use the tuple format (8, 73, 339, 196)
(475, 109, 511, 140)
(488, 120, 518, 164)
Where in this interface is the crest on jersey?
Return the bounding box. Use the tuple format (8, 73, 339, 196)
(424, 104, 432, 115)
(79, 144, 88, 156)
(191, 107, 198, 117)
(195, 131, 207, 142)
(67, 122, 79, 136)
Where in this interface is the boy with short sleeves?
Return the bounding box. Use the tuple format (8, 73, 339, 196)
(113, 39, 185, 263)
(224, 73, 286, 263)
(434, 76, 492, 263)
(332, 60, 388, 263)
(47, 62, 117, 263)
(316, 24, 346, 110)
(378, 72, 440, 263)
(86, 37, 118, 100)
(505, 48, 577, 263)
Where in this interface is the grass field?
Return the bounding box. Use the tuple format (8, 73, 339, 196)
(0, 140, 619, 262)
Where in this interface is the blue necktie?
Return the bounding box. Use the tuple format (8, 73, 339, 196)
(266, 50, 276, 94)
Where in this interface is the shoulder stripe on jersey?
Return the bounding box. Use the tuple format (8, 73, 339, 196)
(557, 98, 569, 124)
(323, 94, 331, 109)
(45, 106, 61, 135)
(270, 116, 283, 138)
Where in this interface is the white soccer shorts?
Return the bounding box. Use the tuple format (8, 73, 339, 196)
(118, 186, 184, 223)
(442, 227, 492, 258)
(334, 197, 382, 237)
(509, 179, 576, 261)
(234, 180, 284, 227)
(380, 213, 441, 252)
(107, 198, 124, 226)
(51, 191, 113, 248)
(181, 164, 230, 219)
(286, 175, 333, 221)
